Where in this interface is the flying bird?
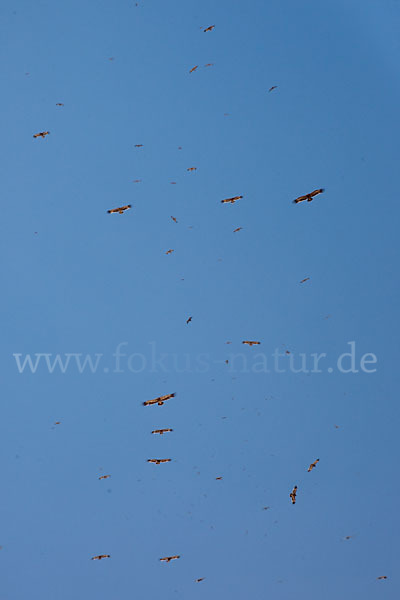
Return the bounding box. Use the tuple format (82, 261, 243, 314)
(293, 189, 324, 204)
(215, 476, 223, 480)
(98, 475, 111, 480)
(134, 144, 143, 147)
(221, 195, 242, 204)
(147, 459, 171, 464)
(143, 393, 175, 407)
(189, 65, 198, 73)
(242, 341, 260, 346)
(54, 421, 61, 425)
(151, 429, 173, 435)
(171, 216, 178, 223)
(186, 316, 192, 324)
(308, 458, 319, 472)
(195, 578, 205, 582)
(170, 181, 177, 185)
(204, 25, 215, 32)
(55, 103, 64, 106)
(377, 576, 388, 580)
(160, 555, 180, 562)
(165, 249, 174, 255)
(33, 131, 50, 139)
(233, 227, 242, 233)
(204, 63, 214, 67)
(107, 204, 131, 214)
(268, 86, 277, 92)
(300, 277, 310, 284)
(187, 167, 197, 172)
(133, 179, 142, 183)
(91, 555, 110, 561)
(290, 485, 298, 504)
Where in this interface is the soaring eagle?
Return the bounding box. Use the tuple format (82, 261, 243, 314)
(233, 227, 242, 233)
(165, 249, 174, 255)
(293, 189, 324, 204)
(195, 578, 205, 582)
(204, 25, 215, 32)
(98, 474, 111, 480)
(107, 204, 131, 214)
(134, 144, 143, 147)
(33, 131, 50, 139)
(242, 341, 260, 346)
(160, 555, 180, 562)
(189, 66, 198, 73)
(186, 316, 192, 324)
(55, 103, 64, 106)
(204, 63, 214, 67)
(215, 476, 223, 480)
(268, 86, 277, 92)
(152, 428, 173, 435)
(148, 458, 171, 464)
(300, 277, 310, 284)
(187, 167, 197, 172)
(221, 195, 242, 204)
(290, 485, 298, 504)
(307, 458, 319, 472)
(377, 576, 388, 580)
(91, 554, 110, 560)
(171, 216, 178, 223)
(143, 393, 175, 407)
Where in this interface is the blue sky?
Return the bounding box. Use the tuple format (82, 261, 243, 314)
(1, 0, 399, 598)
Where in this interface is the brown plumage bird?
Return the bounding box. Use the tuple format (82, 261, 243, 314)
(165, 249, 174, 255)
(147, 458, 171, 464)
(189, 65, 198, 73)
(290, 485, 298, 504)
(134, 144, 143, 147)
(204, 63, 214, 67)
(33, 131, 50, 139)
(233, 227, 242, 233)
(300, 277, 310, 284)
(242, 341, 260, 346)
(221, 195, 242, 204)
(187, 167, 197, 172)
(171, 216, 178, 223)
(98, 474, 111, 480)
(204, 25, 215, 32)
(91, 555, 110, 560)
(143, 393, 175, 407)
(186, 316, 192, 324)
(377, 576, 388, 580)
(307, 458, 319, 472)
(215, 476, 223, 480)
(160, 555, 180, 562)
(151, 429, 173, 435)
(133, 179, 142, 183)
(54, 421, 61, 425)
(268, 86, 277, 92)
(195, 578, 205, 582)
(293, 188, 324, 204)
(55, 103, 64, 106)
(107, 204, 131, 214)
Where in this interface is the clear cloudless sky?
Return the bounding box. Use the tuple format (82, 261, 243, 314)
(1, 0, 399, 598)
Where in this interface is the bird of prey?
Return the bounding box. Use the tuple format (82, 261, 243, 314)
(216, 476, 223, 480)
(242, 341, 261, 346)
(189, 65, 198, 73)
(98, 474, 111, 480)
(204, 25, 215, 32)
(268, 86, 277, 92)
(186, 316, 192, 324)
(165, 249, 174, 255)
(300, 277, 310, 284)
(187, 167, 197, 172)
(91, 555, 110, 560)
(377, 576, 388, 580)
(55, 103, 64, 106)
(233, 227, 242, 233)
(54, 421, 61, 425)
(308, 458, 319, 472)
(143, 393, 175, 407)
(160, 555, 180, 562)
(204, 63, 214, 67)
(221, 195, 243, 204)
(293, 188, 324, 204)
(148, 458, 171, 464)
(134, 144, 143, 147)
(171, 216, 178, 223)
(133, 179, 142, 183)
(195, 578, 205, 582)
(290, 485, 298, 504)
(107, 204, 131, 214)
(151, 429, 173, 435)
(33, 131, 50, 139)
